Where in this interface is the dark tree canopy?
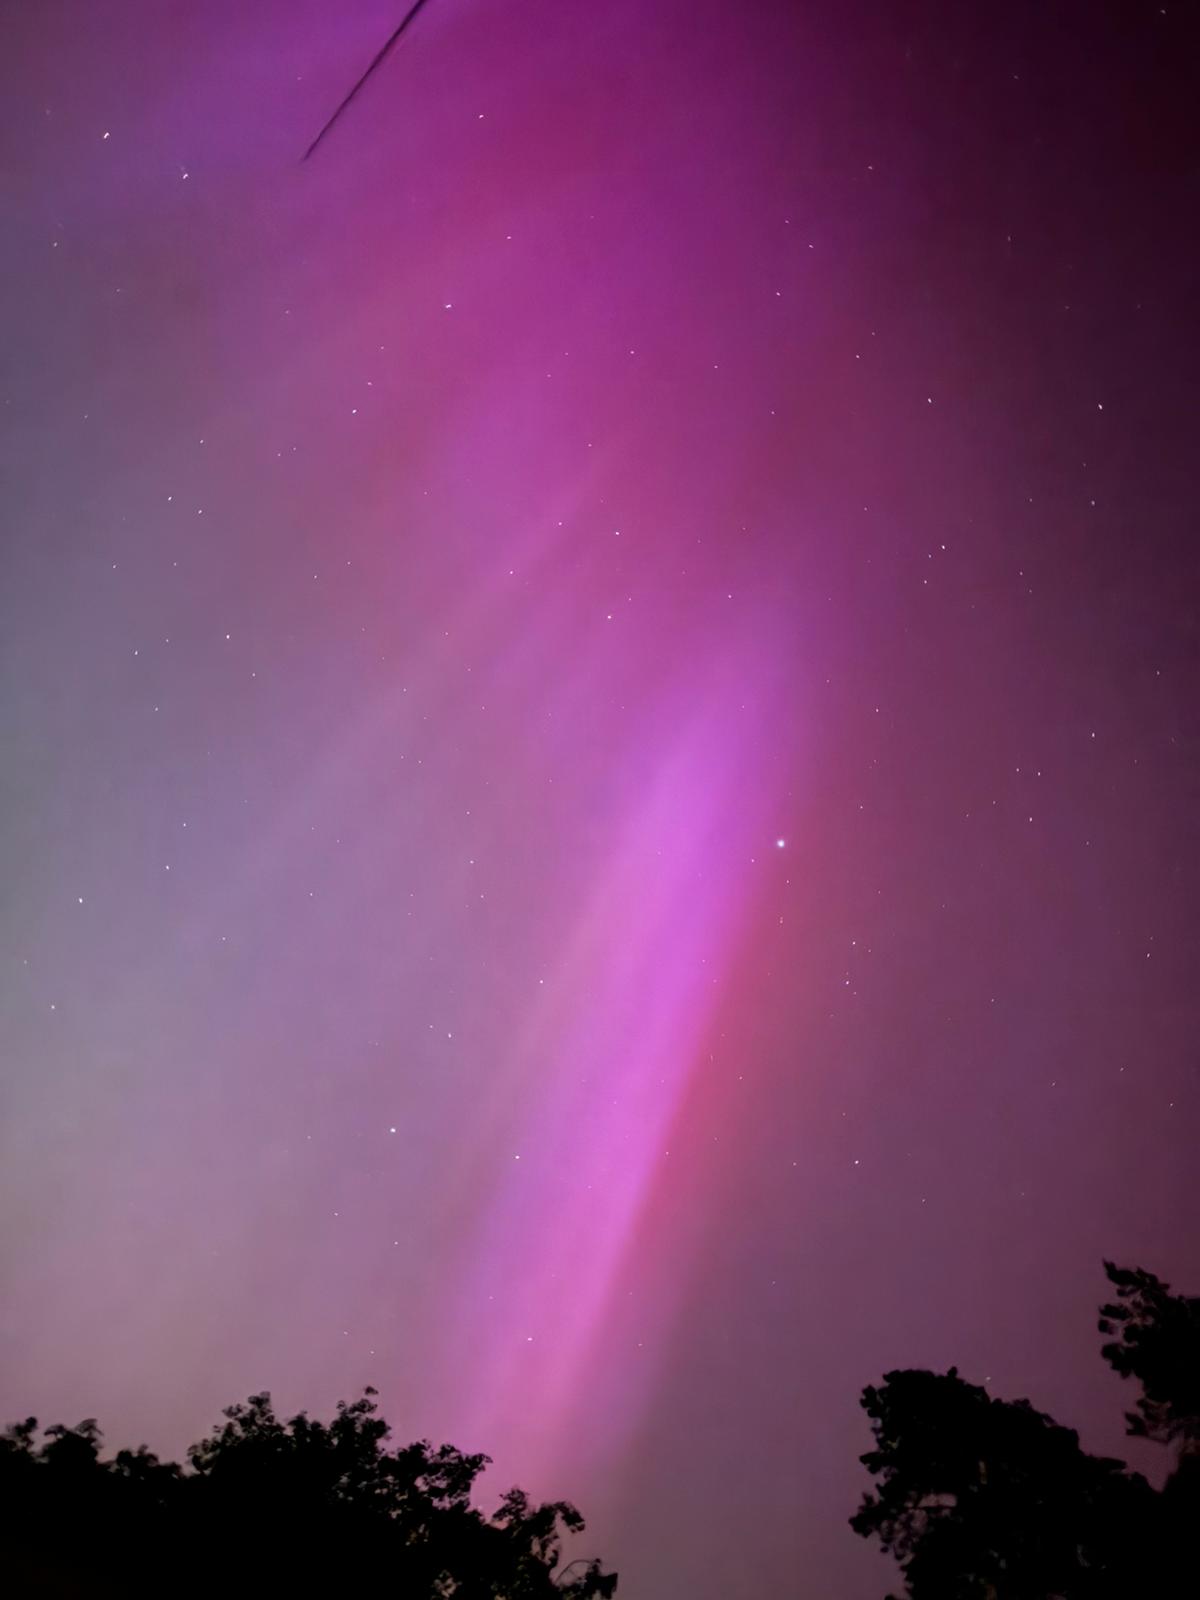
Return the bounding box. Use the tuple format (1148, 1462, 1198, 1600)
(851, 1260, 1197, 1599)
(1, 1388, 616, 1599)
(1098, 1260, 1200, 1453)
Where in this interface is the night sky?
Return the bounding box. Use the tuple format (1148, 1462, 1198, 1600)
(2, 2, 1197, 1594)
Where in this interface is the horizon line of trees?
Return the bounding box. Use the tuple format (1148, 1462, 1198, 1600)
(5, 1255, 1195, 1597)
(851, 1259, 1199, 1598)
(2, 1386, 616, 1598)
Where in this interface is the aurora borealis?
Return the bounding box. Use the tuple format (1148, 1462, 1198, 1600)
(1, 3, 1197, 1594)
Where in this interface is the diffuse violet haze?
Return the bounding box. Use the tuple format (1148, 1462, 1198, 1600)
(1, 3, 1196, 1595)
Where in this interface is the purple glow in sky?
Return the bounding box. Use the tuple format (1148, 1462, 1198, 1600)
(2, 2, 1197, 1594)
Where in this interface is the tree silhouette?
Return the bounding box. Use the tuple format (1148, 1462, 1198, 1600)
(2, 1387, 616, 1598)
(1098, 1260, 1200, 1456)
(851, 1260, 1197, 1598)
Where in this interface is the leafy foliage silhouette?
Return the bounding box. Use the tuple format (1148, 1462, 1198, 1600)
(1097, 1259, 1200, 1452)
(851, 1260, 1197, 1598)
(2, 1387, 616, 1598)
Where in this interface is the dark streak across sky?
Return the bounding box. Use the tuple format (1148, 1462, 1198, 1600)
(1, 3, 1197, 1594)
